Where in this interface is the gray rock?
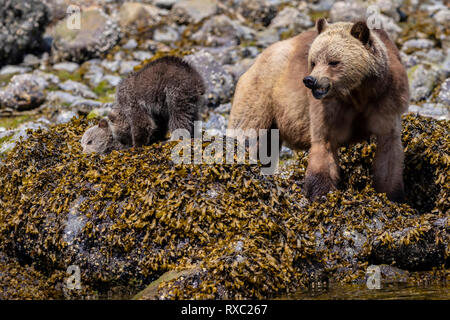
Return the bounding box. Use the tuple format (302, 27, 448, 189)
(171, 0, 218, 24)
(280, 145, 294, 159)
(372, 0, 402, 22)
(256, 28, 280, 48)
(269, 7, 313, 34)
(329, 0, 401, 41)
(329, 1, 366, 23)
(237, 0, 277, 27)
(185, 50, 235, 107)
(122, 39, 138, 50)
(0, 65, 31, 76)
(58, 80, 98, 99)
(441, 49, 450, 76)
(119, 2, 162, 34)
(0, 73, 48, 110)
(402, 39, 435, 54)
(205, 113, 227, 136)
(420, 1, 447, 14)
(400, 52, 419, 69)
(307, 0, 334, 12)
(0, 118, 50, 155)
(56, 110, 78, 124)
(191, 14, 256, 47)
(53, 62, 80, 73)
(84, 64, 104, 87)
(52, 8, 121, 63)
(364, 265, 409, 285)
(224, 58, 255, 81)
(47, 91, 82, 105)
(437, 78, 450, 106)
(408, 64, 440, 102)
(103, 75, 122, 87)
(0, 0, 49, 66)
(70, 99, 103, 114)
(415, 49, 446, 65)
(101, 59, 121, 73)
(32, 70, 60, 86)
(41, 0, 67, 23)
(377, 14, 402, 41)
(154, 0, 182, 9)
(214, 103, 231, 114)
(119, 61, 140, 75)
(21, 54, 42, 67)
(132, 51, 153, 61)
(408, 104, 449, 121)
(433, 8, 450, 25)
(153, 25, 181, 43)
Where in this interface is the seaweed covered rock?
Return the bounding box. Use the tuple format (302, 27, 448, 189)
(0, 114, 448, 299)
(51, 8, 121, 63)
(0, 0, 50, 67)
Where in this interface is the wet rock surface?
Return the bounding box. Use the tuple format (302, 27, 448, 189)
(0, 0, 449, 300)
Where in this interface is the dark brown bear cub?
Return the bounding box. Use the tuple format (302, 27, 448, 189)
(82, 56, 205, 153)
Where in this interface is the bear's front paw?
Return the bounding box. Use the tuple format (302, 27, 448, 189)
(305, 173, 337, 201)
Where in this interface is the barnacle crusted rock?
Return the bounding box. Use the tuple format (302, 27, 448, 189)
(0, 114, 448, 299)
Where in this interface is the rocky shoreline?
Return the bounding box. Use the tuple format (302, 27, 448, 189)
(0, 0, 449, 299)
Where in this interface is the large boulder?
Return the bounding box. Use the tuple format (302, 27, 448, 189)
(0, 114, 448, 299)
(51, 8, 121, 63)
(118, 2, 163, 34)
(0, 0, 50, 66)
(237, 0, 277, 27)
(191, 14, 256, 47)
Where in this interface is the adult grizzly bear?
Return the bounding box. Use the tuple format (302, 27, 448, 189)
(228, 19, 409, 202)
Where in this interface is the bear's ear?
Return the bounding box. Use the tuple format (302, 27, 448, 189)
(316, 18, 328, 34)
(98, 118, 109, 129)
(351, 21, 370, 45)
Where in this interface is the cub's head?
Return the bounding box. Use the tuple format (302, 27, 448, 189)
(81, 119, 124, 154)
(304, 19, 385, 100)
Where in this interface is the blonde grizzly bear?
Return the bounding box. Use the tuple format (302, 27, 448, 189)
(228, 19, 409, 202)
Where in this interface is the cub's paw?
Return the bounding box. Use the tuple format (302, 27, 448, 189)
(305, 173, 337, 201)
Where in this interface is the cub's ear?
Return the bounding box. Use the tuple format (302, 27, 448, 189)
(351, 21, 370, 45)
(316, 18, 328, 34)
(98, 118, 109, 128)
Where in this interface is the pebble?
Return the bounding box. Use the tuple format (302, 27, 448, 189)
(53, 62, 80, 73)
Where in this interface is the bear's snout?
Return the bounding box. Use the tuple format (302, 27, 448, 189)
(303, 76, 317, 89)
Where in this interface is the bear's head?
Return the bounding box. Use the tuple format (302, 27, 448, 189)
(81, 118, 127, 154)
(304, 19, 386, 100)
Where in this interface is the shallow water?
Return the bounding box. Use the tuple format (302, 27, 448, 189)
(284, 283, 450, 300)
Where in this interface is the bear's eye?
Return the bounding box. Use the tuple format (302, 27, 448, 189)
(87, 141, 92, 145)
(311, 62, 316, 68)
(329, 61, 340, 66)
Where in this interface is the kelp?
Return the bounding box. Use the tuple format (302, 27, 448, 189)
(0, 114, 448, 299)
